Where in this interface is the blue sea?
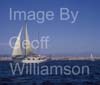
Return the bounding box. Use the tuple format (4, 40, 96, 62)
(0, 60, 100, 85)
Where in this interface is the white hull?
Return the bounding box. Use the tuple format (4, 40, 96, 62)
(21, 56, 49, 63)
(22, 59, 48, 63)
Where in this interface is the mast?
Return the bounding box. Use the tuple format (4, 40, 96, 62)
(24, 23, 26, 57)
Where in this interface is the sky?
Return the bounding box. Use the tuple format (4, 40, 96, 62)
(0, 0, 100, 56)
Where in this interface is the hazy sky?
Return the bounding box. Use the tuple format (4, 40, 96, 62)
(0, 0, 100, 55)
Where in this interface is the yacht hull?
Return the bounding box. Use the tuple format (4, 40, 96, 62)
(22, 59, 48, 63)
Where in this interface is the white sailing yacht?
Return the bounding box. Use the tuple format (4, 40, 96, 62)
(12, 24, 49, 63)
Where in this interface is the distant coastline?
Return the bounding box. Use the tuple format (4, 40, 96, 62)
(0, 55, 100, 61)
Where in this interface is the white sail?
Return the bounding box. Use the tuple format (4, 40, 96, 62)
(24, 24, 32, 56)
(12, 27, 23, 57)
(90, 53, 95, 61)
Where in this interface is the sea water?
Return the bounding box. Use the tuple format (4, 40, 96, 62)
(0, 60, 100, 85)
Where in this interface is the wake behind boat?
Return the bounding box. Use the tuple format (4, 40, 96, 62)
(12, 23, 50, 63)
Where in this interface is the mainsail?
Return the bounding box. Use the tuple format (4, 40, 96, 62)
(24, 24, 32, 56)
(12, 23, 32, 58)
(12, 27, 23, 57)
